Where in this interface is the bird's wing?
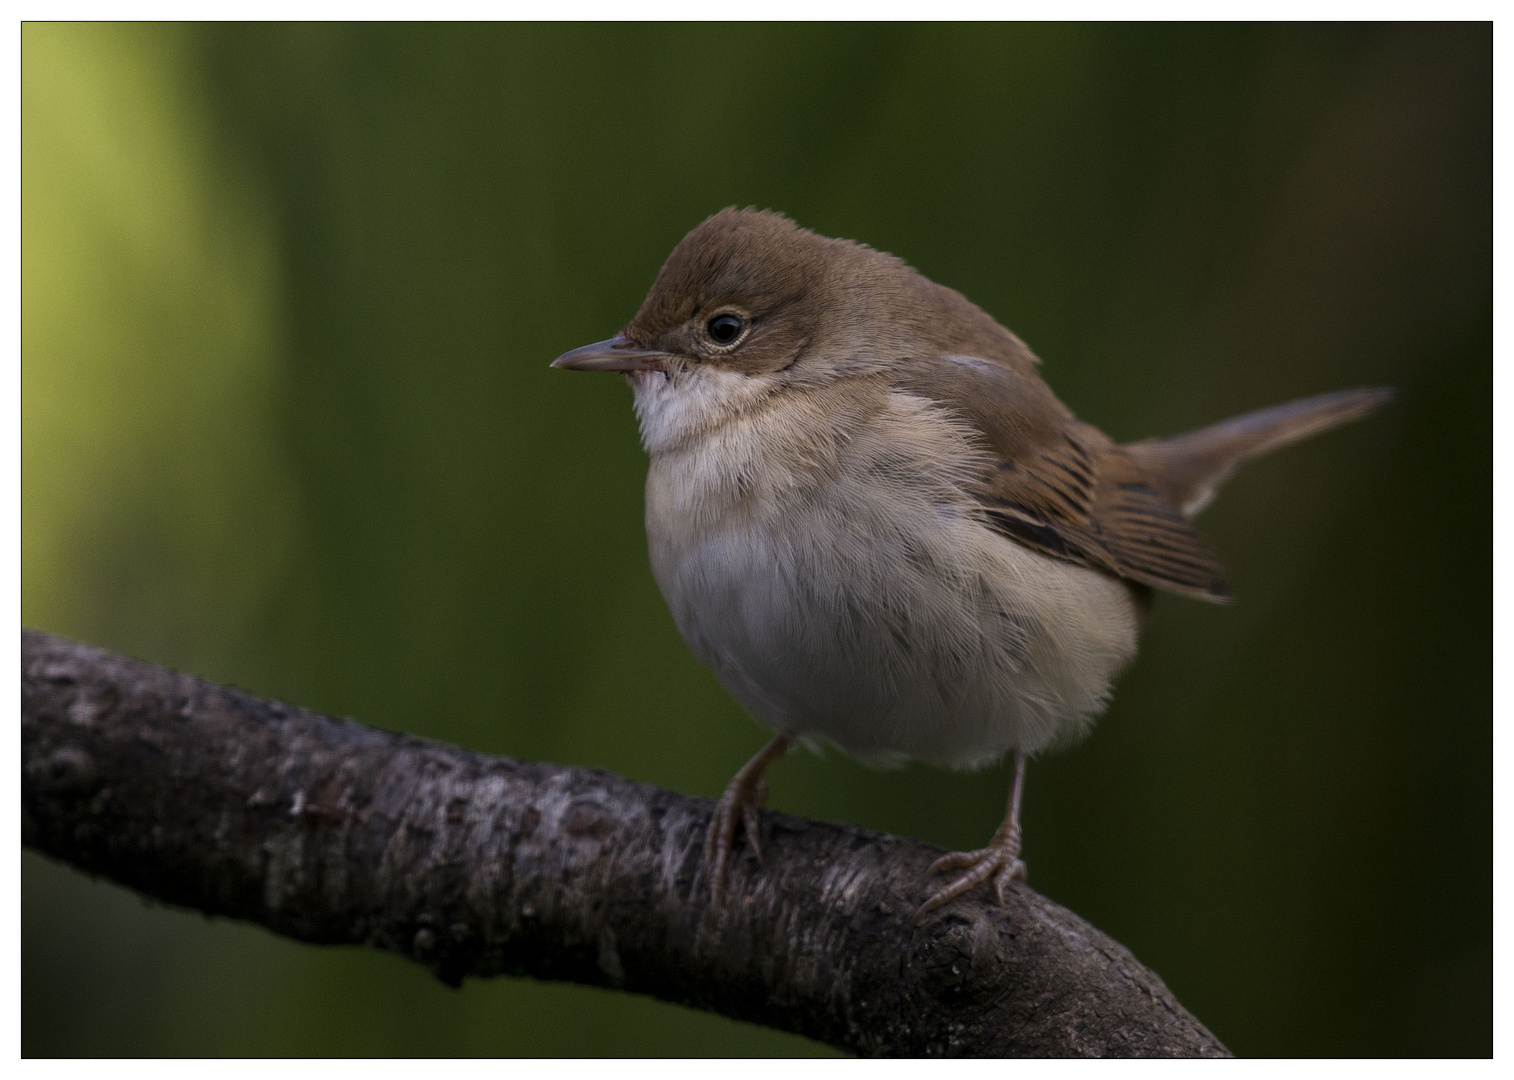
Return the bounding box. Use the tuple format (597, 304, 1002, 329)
(894, 354, 1231, 603)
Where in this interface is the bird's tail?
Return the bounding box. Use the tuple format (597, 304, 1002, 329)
(1124, 387, 1394, 519)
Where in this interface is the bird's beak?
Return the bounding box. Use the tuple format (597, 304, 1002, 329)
(550, 335, 670, 372)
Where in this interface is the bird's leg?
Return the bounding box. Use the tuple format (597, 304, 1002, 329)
(704, 734, 792, 903)
(914, 751, 1029, 923)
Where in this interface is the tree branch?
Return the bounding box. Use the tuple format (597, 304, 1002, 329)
(21, 629, 1228, 1057)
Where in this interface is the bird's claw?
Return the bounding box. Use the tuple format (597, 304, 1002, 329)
(914, 834, 1026, 924)
(704, 775, 769, 903)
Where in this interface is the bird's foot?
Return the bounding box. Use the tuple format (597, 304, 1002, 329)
(703, 773, 769, 904)
(914, 824, 1026, 924)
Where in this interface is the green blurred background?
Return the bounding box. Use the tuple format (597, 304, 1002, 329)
(21, 22, 1489, 1057)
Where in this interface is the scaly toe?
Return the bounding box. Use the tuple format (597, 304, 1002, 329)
(926, 848, 985, 877)
(741, 801, 763, 866)
(705, 781, 768, 902)
(992, 858, 1027, 904)
(703, 796, 732, 866)
(915, 846, 1026, 924)
(704, 802, 736, 902)
(914, 857, 996, 924)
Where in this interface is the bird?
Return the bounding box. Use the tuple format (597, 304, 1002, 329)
(550, 207, 1391, 921)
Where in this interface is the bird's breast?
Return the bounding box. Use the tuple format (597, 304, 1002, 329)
(640, 386, 1142, 768)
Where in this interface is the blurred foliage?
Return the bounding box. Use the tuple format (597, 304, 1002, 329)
(22, 22, 1489, 1057)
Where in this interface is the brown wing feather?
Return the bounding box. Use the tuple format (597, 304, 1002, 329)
(895, 354, 1231, 603)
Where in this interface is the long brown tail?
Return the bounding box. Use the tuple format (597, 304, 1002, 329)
(1125, 387, 1394, 518)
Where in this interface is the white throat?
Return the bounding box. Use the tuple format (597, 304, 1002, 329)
(627, 366, 777, 457)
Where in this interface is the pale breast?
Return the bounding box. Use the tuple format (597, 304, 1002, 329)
(639, 378, 1142, 769)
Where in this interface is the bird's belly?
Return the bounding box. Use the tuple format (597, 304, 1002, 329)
(647, 467, 1141, 769)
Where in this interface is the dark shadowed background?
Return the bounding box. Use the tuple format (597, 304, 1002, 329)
(22, 22, 1489, 1057)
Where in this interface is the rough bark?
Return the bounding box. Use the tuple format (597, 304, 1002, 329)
(21, 629, 1229, 1057)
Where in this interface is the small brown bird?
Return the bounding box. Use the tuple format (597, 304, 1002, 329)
(552, 207, 1390, 920)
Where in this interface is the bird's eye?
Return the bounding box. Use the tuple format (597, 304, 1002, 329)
(706, 313, 744, 346)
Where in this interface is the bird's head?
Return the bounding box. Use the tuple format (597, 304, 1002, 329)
(551, 207, 1033, 451)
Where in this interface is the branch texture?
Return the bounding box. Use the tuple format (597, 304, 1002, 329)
(21, 629, 1228, 1057)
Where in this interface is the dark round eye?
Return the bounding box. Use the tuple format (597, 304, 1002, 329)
(706, 313, 744, 346)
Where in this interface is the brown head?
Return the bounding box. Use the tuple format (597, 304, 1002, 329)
(551, 207, 1039, 384)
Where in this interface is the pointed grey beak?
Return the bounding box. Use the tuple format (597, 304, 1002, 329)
(550, 335, 670, 372)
